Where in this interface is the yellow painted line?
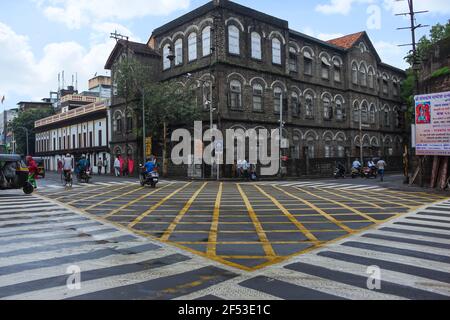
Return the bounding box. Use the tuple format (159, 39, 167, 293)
(85, 186, 146, 210)
(272, 185, 355, 233)
(67, 184, 133, 205)
(103, 183, 174, 218)
(160, 183, 208, 241)
(207, 183, 223, 256)
(128, 182, 193, 228)
(237, 184, 276, 258)
(177, 241, 322, 245)
(338, 189, 417, 209)
(294, 186, 379, 223)
(254, 185, 318, 242)
(364, 189, 428, 205)
(317, 188, 384, 209)
(375, 189, 442, 204)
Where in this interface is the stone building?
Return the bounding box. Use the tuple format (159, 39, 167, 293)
(106, 0, 407, 177)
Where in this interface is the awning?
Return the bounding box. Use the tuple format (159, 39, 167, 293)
(304, 51, 312, 59)
(321, 57, 331, 66)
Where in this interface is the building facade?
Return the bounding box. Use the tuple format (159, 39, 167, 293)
(106, 0, 407, 177)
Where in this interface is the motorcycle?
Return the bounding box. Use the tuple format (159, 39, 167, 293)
(334, 167, 346, 179)
(77, 169, 91, 183)
(351, 167, 363, 179)
(139, 165, 159, 188)
(363, 166, 378, 179)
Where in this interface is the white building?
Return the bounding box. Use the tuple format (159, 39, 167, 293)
(34, 100, 111, 174)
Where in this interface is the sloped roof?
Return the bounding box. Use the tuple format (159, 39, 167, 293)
(327, 31, 365, 49)
(105, 40, 160, 69)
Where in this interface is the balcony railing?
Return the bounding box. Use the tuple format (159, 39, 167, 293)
(35, 101, 108, 128)
(60, 94, 100, 104)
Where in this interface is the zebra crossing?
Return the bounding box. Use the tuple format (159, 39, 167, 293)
(176, 199, 450, 300)
(249, 180, 387, 191)
(42, 179, 184, 190)
(0, 192, 449, 300)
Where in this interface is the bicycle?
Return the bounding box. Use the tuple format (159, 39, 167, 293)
(62, 170, 73, 188)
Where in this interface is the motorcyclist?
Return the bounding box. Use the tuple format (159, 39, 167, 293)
(62, 154, 73, 181)
(352, 159, 362, 170)
(77, 155, 88, 178)
(144, 157, 156, 176)
(26, 156, 38, 189)
(367, 159, 376, 173)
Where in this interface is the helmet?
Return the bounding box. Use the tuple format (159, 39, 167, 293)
(66, 154, 70, 157)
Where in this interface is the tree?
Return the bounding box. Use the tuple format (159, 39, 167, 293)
(9, 108, 55, 155)
(402, 21, 450, 123)
(114, 57, 200, 175)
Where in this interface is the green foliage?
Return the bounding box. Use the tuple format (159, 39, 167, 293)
(9, 108, 55, 155)
(430, 66, 450, 78)
(401, 69, 416, 124)
(405, 22, 450, 66)
(114, 57, 200, 141)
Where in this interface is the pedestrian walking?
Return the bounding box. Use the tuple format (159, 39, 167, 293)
(57, 158, 63, 175)
(122, 157, 129, 177)
(98, 157, 103, 175)
(114, 156, 121, 177)
(26, 156, 38, 189)
(103, 158, 108, 174)
(377, 158, 387, 182)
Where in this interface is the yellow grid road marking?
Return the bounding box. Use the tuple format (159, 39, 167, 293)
(160, 183, 208, 241)
(316, 187, 384, 209)
(338, 189, 417, 209)
(294, 186, 379, 223)
(67, 184, 133, 205)
(103, 183, 174, 218)
(53, 184, 114, 199)
(207, 183, 223, 256)
(365, 189, 436, 205)
(272, 185, 354, 233)
(237, 184, 276, 258)
(85, 186, 146, 211)
(128, 182, 193, 228)
(254, 185, 318, 242)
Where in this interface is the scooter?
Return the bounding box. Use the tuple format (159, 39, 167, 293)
(351, 167, 362, 179)
(334, 167, 346, 179)
(77, 169, 91, 183)
(363, 166, 378, 179)
(139, 165, 159, 188)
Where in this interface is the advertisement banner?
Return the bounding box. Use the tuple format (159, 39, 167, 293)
(415, 91, 450, 156)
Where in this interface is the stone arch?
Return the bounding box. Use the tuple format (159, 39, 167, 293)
(332, 55, 343, 66)
(290, 85, 302, 96)
(323, 130, 334, 141)
(303, 88, 317, 98)
(321, 91, 333, 101)
(198, 18, 213, 30)
(301, 46, 315, 57)
(334, 94, 345, 103)
(227, 72, 247, 85)
(289, 41, 300, 52)
(370, 136, 380, 147)
(158, 37, 173, 49)
(270, 80, 287, 91)
(184, 25, 199, 36)
(172, 31, 185, 41)
(249, 77, 268, 89)
(303, 129, 319, 141)
(225, 17, 244, 31)
(268, 30, 286, 44)
(334, 131, 347, 141)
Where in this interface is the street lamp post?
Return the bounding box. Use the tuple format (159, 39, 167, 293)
(278, 92, 285, 178)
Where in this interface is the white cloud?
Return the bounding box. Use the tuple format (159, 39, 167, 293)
(383, 0, 450, 15)
(0, 21, 116, 101)
(373, 40, 408, 69)
(317, 33, 345, 41)
(36, 0, 191, 29)
(315, 0, 375, 15)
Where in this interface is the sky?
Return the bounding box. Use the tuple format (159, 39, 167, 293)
(0, 0, 449, 111)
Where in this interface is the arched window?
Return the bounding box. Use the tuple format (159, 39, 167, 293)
(163, 44, 171, 70)
(251, 32, 262, 60)
(188, 32, 197, 61)
(229, 80, 242, 109)
(369, 104, 376, 124)
(321, 56, 331, 79)
(360, 64, 367, 86)
(336, 99, 344, 121)
(368, 68, 374, 88)
(228, 25, 240, 55)
(352, 62, 358, 84)
(126, 111, 133, 133)
(289, 47, 298, 72)
(333, 59, 341, 82)
(361, 102, 368, 123)
(304, 50, 313, 75)
(291, 92, 300, 117)
(323, 96, 332, 120)
(273, 87, 283, 113)
(272, 38, 282, 64)
(353, 101, 360, 123)
(384, 107, 390, 126)
(114, 112, 123, 133)
(174, 38, 183, 66)
(252, 83, 263, 111)
(305, 94, 314, 118)
(202, 26, 211, 57)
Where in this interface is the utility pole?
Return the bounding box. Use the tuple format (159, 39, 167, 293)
(396, 0, 429, 186)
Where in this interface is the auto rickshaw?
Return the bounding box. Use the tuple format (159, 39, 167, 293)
(33, 157, 45, 178)
(0, 154, 34, 194)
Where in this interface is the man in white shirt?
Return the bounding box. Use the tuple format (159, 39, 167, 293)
(62, 154, 73, 181)
(352, 159, 361, 169)
(377, 159, 387, 182)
